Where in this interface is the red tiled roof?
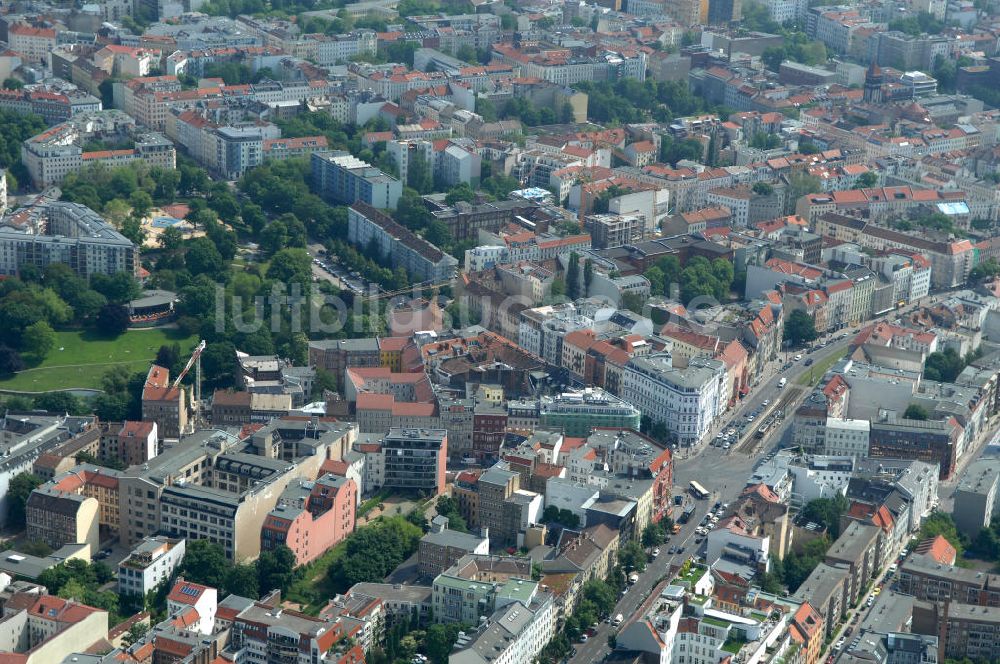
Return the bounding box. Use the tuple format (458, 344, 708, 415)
(915, 534, 956, 565)
(168, 579, 209, 605)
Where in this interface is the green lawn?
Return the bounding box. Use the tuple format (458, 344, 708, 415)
(0, 328, 198, 393)
(795, 348, 848, 386)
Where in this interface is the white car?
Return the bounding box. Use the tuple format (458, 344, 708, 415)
(652, 548, 660, 557)
(794, 354, 803, 361)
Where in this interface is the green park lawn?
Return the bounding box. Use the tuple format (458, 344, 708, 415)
(0, 328, 198, 393)
(795, 349, 848, 387)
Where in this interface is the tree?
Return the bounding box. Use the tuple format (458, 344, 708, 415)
(22, 320, 56, 359)
(583, 259, 593, 296)
(618, 541, 647, 572)
(582, 579, 618, 617)
(260, 220, 289, 256)
(752, 181, 774, 196)
(425, 623, 467, 664)
(920, 512, 965, 558)
(266, 249, 312, 291)
(224, 564, 260, 598)
(7, 473, 42, 527)
(787, 170, 822, 197)
(90, 272, 141, 305)
(0, 346, 24, 374)
(642, 522, 669, 547)
(179, 540, 229, 588)
(95, 304, 129, 336)
(541, 506, 581, 529)
(394, 188, 432, 230)
(327, 517, 423, 590)
(924, 348, 966, 382)
(799, 494, 850, 539)
(156, 343, 182, 374)
(121, 623, 150, 648)
(34, 391, 82, 414)
(566, 252, 581, 300)
(2, 77, 22, 90)
(968, 258, 1000, 283)
(186, 237, 225, 277)
(201, 341, 237, 388)
(855, 171, 878, 188)
(784, 309, 818, 345)
(435, 495, 468, 533)
(904, 404, 929, 420)
(444, 182, 475, 205)
(129, 190, 154, 220)
(257, 545, 297, 593)
(550, 277, 566, 299)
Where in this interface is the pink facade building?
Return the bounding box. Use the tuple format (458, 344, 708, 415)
(261, 473, 357, 566)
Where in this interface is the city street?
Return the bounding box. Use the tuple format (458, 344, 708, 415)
(567, 338, 856, 664)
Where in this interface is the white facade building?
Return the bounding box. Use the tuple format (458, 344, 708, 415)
(622, 353, 727, 446)
(118, 536, 186, 597)
(823, 418, 871, 457)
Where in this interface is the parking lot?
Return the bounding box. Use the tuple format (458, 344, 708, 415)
(308, 245, 382, 295)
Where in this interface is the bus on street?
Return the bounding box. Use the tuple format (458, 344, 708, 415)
(689, 480, 710, 500)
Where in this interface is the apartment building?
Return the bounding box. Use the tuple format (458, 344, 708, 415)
(7, 24, 57, 67)
(813, 213, 971, 288)
(448, 590, 555, 664)
(622, 353, 727, 446)
(898, 553, 1000, 606)
(22, 110, 175, 188)
(0, 85, 101, 125)
(951, 459, 999, 538)
(824, 521, 881, 606)
(230, 601, 364, 664)
(26, 464, 121, 552)
(0, 593, 108, 664)
(211, 390, 292, 426)
(431, 554, 535, 624)
(312, 151, 402, 210)
(141, 364, 187, 440)
(347, 202, 458, 283)
(118, 536, 186, 597)
(418, 516, 489, 576)
(381, 428, 448, 495)
(913, 599, 1000, 661)
(99, 420, 158, 467)
(518, 304, 594, 367)
(537, 389, 641, 437)
(491, 42, 646, 85)
(868, 416, 960, 480)
(261, 474, 357, 566)
(793, 562, 849, 637)
(118, 422, 357, 554)
(0, 201, 138, 279)
(307, 337, 381, 391)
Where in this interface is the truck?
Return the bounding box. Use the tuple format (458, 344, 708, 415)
(778, 377, 787, 388)
(678, 503, 696, 524)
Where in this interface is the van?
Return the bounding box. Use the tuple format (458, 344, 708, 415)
(778, 377, 787, 388)
(628, 572, 639, 584)
(613, 614, 624, 626)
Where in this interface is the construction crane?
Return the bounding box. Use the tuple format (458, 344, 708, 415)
(173, 339, 207, 412)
